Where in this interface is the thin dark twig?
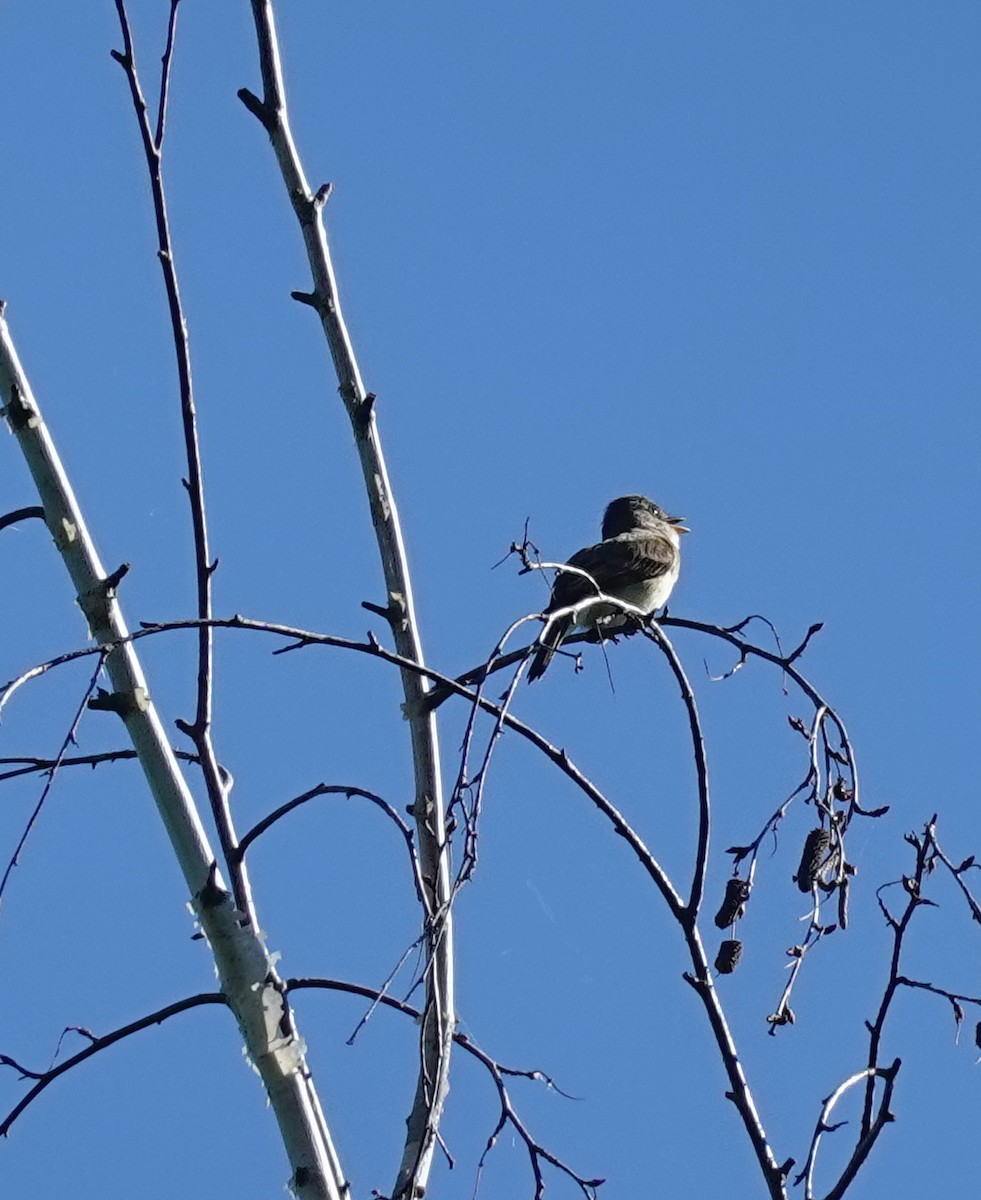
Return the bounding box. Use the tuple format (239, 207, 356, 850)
(0, 993, 225, 1135)
(931, 839, 981, 926)
(0, 748, 199, 784)
(345, 938, 424, 1047)
(895, 976, 981, 1010)
(237, 783, 425, 904)
(154, 0, 181, 150)
(448, 609, 544, 894)
(112, 0, 249, 920)
(0, 653, 106, 905)
(22, 613, 686, 914)
(0, 506, 44, 533)
(285, 978, 600, 1199)
(860, 825, 931, 1135)
(642, 622, 710, 919)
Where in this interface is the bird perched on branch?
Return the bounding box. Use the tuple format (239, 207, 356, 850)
(527, 494, 688, 681)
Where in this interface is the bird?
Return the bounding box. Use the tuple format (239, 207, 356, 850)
(527, 494, 688, 681)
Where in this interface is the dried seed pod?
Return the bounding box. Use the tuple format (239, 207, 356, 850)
(715, 939, 743, 974)
(714, 877, 752, 928)
(795, 828, 831, 892)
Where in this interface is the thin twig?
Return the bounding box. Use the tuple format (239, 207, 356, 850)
(0, 748, 199, 784)
(861, 825, 932, 1135)
(0, 653, 106, 905)
(237, 782, 425, 904)
(154, 0, 181, 151)
(112, 0, 251, 921)
(286, 978, 601, 1198)
(0, 505, 44, 533)
(642, 623, 711, 920)
(0, 993, 225, 1135)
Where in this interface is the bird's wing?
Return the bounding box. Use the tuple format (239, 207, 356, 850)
(548, 532, 677, 611)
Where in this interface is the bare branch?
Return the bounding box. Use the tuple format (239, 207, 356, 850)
(820, 1060, 901, 1200)
(0, 653, 106, 905)
(6, 613, 688, 916)
(0, 506, 44, 533)
(642, 623, 710, 919)
(240, 7, 454, 1193)
(0, 748, 199, 784)
(895, 975, 981, 1012)
(285, 978, 602, 1199)
(0, 312, 347, 1200)
(931, 837, 981, 926)
(0, 993, 225, 1135)
(237, 782, 425, 904)
(154, 0, 181, 151)
(683, 956, 789, 1199)
(111, 0, 251, 924)
(797, 1061, 900, 1200)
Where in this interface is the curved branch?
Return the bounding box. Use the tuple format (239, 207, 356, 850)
(160, 616, 688, 916)
(5, 614, 686, 915)
(0, 993, 225, 1135)
(0, 506, 44, 533)
(642, 623, 710, 919)
(237, 782, 425, 903)
(820, 1060, 900, 1200)
(797, 1061, 899, 1200)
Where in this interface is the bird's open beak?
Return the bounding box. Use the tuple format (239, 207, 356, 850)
(668, 515, 690, 534)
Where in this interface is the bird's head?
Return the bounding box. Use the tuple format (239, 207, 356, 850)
(601, 494, 689, 539)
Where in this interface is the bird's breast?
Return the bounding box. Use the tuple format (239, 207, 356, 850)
(572, 562, 679, 627)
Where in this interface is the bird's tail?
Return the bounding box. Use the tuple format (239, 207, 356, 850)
(527, 614, 572, 682)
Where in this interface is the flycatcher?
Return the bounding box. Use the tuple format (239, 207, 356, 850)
(527, 494, 688, 681)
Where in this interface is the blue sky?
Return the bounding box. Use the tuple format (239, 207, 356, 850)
(1, 3, 978, 1198)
